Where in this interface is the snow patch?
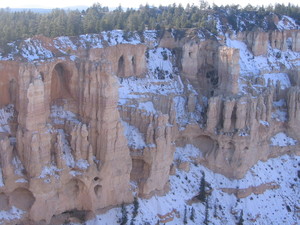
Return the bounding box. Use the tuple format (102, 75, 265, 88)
(54, 36, 77, 50)
(174, 144, 203, 162)
(57, 129, 75, 167)
(270, 132, 297, 146)
(11, 156, 25, 177)
(263, 73, 291, 89)
(273, 99, 286, 107)
(39, 165, 61, 179)
(86, 150, 300, 225)
(51, 105, 80, 125)
(0, 207, 24, 223)
(76, 159, 89, 170)
(122, 121, 146, 149)
(138, 101, 156, 114)
(21, 39, 53, 61)
(276, 16, 299, 30)
(0, 168, 4, 187)
(259, 120, 269, 126)
(15, 179, 28, 183)
(272, 109, 288, 122)
(174, 96, 188, 126)
(0, 104, 15, 134)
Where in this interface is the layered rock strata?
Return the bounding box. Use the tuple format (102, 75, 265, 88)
(0, 27, 299, 224)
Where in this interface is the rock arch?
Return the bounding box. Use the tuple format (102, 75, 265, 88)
(117, 55, 125, 77)
(63, 178, 92, 210)
(51, 63, 73, 103)
(191, 135, 218, 156)
(0, 192, 9, 210)
(9, 188, 35, 211)
(131, 159, 150, 182)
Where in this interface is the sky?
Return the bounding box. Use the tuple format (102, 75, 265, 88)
(0, 0, 298, 9)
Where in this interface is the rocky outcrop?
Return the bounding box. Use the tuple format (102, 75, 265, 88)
(0, 27, 299, 224)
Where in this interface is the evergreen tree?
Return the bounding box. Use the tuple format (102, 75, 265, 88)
(130, 196, 139, 225)
(120, 203, 128, 225)
(204, 197, 209, 225)
(0, 3, 300, 47)
(190, 207, 195, 222)
(237, 210, 244, 225)
(198, 172, 206, 202)
(183, 206, 187, 224)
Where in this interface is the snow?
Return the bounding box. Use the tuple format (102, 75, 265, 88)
(259, 120, 269, 126)
(272, 109, 288, 122)
(51, 105, 80, 125)
(76, 159, 89, 170)
(263, 73, 291, 89)
(54, 36, 77, 50)
(39, 165, 61, 179)
(21, 38, 53, 61)
(122, 121, 146, 150)
(138, 101, 156, 114)
(143, 30, 158, 47)
(78, 30, 142, 49)
(173, 96, 202, 129)
(79, 34, 104, 48)
(0, 104, 15, 134)
(118, 75, 182, 104)
(226, 35, 300, 93)
(272, 99, 288, 122)
(0, 168, 4, 187)
(86, 149, 300, 225)
(147, 48, 174, 78)
(273, 99, 286, 107)
(15, 178, 28, 183)
(174, 144, 203, 162)
(0, 207, 24, 224)
(70, 55, 77, 61)
(270, 132, 297, 147)
(174, 96, 188, 126)
(0, 30, 153, 62)
(11, 156, 25, 177)
(276, 16, 299, 31)
(118, 47, 183, 106)
(69, 171, 83, 177)
(57, 129, 75, 168)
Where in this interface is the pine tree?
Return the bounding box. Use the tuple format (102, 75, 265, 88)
(130, 197, 139, 225)
(198, 172, 206, 202)
(183, 206, 187, 224)
(120, 203, 128, 225)
(190, 207, 195, 222)
(204, 197, 209, 225)
(237, 210, 244, 225)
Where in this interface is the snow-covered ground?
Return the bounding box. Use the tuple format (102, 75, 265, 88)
(225, 35, 300, 94)
(79, 145, 300, 225)
(0, 104, 15, 134)
(0, 30, 158, 62)
(270, 132, 297, 147)
(118, 47, 183, 106)
(122, 121, 147, 150)
(0, 207, 25, 224)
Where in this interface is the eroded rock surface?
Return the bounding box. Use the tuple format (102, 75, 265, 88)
(0, 25, 299, 224)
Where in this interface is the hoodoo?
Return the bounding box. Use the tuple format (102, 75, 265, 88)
(0, 8, 299, 225)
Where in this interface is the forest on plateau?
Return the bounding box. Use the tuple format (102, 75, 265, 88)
(0, 2, 300, 47)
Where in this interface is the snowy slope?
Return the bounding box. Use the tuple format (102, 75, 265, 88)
(0, 105, 15, 134)
(0, 30, 158, 62)
(225, 35, 300, 94)
(82, 145, 299, 225)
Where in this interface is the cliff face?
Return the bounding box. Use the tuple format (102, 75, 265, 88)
(0, 25, 299, 224)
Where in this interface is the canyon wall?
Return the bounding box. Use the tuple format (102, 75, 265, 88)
(0, 27, 299, 224)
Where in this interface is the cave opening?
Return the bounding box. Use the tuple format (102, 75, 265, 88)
(51, 63, 73, 104)
(117, 55, 125, 76)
